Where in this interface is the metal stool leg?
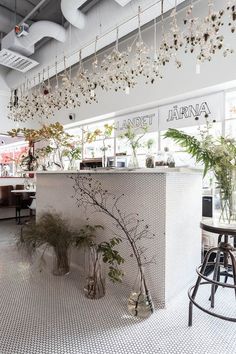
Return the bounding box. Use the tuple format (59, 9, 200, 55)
(228, 250, 236, 300)
(211, 250, 221, 308)
(188, 247, 218, 327)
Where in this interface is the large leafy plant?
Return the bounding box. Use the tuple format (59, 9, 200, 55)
(164, 125, 236, 222)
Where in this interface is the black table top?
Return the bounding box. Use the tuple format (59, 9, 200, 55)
(200, 219, 236, 236)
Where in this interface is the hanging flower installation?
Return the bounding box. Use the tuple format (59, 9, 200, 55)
(8, 0, 236, 122)
(101, 28, 135, 92)
(129, 7, 153, 85)
(184, 0, 233, 63)
(74, 50, 98, 105)
(227, 0, 236, 33)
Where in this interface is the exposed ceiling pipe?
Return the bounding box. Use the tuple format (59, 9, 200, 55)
(61, 0, 87, 30)
(18, 0, 49, 25)
(19, 21, 67, 49)
(1, 21, 67, 57)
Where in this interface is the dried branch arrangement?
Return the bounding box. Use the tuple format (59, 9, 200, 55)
(72, 174, 155, 317)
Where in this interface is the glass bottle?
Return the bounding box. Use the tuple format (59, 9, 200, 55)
(84, 246, 106, 299)
(128, 267, 154, 318)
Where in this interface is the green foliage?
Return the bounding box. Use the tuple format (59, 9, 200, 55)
(8, 122, 83, 170)
(98, 237, 124, 283)
(17, 212, 77, 256)
(146, 138, 155, 151)
(164, 127, 236, 222)
(73, 224, 103, 248)
(119, 124, 148, 151)
(74, 225, 124, 283)
(85, 124, 114, 143)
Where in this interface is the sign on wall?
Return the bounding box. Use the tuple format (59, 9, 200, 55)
(158, 92, 224, 131)
(115, 108, 158, 136)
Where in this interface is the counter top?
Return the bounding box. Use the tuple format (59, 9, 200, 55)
(36, 167, 202, 175)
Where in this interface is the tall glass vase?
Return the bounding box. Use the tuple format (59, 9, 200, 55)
(52, 246, 70, 276)
(128, 268, 154, 318)
(102, 152, 108, 168)
(128, 148, 139, 169)
(84, 246, 105, 299)
(213, 169, 236, 224)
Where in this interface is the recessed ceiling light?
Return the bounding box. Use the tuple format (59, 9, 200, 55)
(114, 0, 132, 6)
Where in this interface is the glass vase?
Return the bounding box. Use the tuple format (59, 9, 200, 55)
(213, 170, 236, 225)
(102, 152, 108, 168)
(145, 154, 155, 168)
(52, 246, 70, 276)
(128, 149, 139, 169)
(84, 246, 105, 299)
(128, 268, 154, 318)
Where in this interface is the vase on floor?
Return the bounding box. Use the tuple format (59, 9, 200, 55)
(128, 267, 154, 318)
(84, 245, 105, 299)
(52, 246, 70, 276)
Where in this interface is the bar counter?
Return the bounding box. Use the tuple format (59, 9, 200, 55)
(36, 168, 202, 307)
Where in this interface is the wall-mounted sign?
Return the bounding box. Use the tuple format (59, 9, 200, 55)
(115, 109, 158, 136)
(158, 92, 224, 131)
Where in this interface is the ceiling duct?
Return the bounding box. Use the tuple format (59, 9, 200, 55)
(19, 21, 67, 50)
(61, 0, 87, 29)
(0, 49, 39, 73)
(1, 21, 67, 57)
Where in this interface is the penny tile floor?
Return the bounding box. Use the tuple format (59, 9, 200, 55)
(0, 219, 235, 354)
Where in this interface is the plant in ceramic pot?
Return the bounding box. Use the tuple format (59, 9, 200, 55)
(17, 212, 77, 275)
(73, 224, 124, 299)
(165, 124, 236, 223)
(119, 124, 148, 169)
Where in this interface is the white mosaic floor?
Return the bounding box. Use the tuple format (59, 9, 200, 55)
(0, 220, 236, 354)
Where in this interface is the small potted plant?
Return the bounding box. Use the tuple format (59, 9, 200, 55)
(17, 212, 77, 275)
(74, 224, 124, 299)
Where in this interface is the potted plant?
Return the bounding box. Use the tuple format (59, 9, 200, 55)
(119, 124, 148, 168)
(164, 125, 236, 223)
(74, 224, 124, 299)
(17, 212, 77, 275)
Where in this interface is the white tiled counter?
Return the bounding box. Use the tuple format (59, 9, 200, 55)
(36, 168, 202, 308)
